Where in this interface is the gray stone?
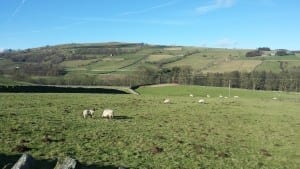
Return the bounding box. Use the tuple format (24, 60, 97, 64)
(54, 157, 77, 169)
(11, 154, 34, 169)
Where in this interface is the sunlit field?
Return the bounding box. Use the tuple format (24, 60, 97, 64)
(0, 85, 299, 168)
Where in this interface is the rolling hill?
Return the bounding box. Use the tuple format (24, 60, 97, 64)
(0, 42, 299, 88)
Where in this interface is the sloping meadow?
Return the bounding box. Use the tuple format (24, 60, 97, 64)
(0, 86, 299, 168)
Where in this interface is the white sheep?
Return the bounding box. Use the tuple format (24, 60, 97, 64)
(189, 94, 194, 97)
(234, 96, 239, 98)
(102, 109, 114, 119)
(224, 97, 228, 99)
(206, 94, 210, 98)
(164, 99, 170, 104)
(219, 95, 223, 98)
(272, 97, 277, 100)
(83, 109, 95, 118)
(198, 99, 205, 104)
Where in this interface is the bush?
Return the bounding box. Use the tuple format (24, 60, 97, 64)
(246, 50, 262, 57)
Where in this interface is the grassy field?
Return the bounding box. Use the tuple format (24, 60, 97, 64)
(204, 60, 262, 73)
(146, 54, 177, 62)
(0, 85, 299, 168)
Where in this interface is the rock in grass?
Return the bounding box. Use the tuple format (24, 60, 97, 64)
(11, 154, 35, 169)
(54, 157, 77, 169)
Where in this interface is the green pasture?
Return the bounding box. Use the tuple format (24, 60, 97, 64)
(204, 60, 262, 73)
(0, 85, 299, 168)
(146, 54, 176, 62)
(59, 59, 99, 68)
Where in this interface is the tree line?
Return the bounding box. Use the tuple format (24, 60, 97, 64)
(135, 66, 299, 92)
(12, 65, 298, 92)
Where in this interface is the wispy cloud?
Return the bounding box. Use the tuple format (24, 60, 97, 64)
(63, 17, 187, 26)
(196, 0, 235, 15)
(12, 0, 27, 17)
(120, 0, 180, 16)
(215, 38, 238, 48)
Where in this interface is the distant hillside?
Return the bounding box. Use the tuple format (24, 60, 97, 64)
(0, 42, 299, 91)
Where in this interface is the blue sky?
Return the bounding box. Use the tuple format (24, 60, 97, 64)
(0, 0, 299, 51)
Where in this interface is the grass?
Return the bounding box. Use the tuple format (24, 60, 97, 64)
(255, 60, 300, 73)
(254, 61, 282, 73)
(146, 54, 176, 62)
(59, 59, 99, 68)
(0, 85, 299, 168)
(164, 53, 215, 70)
(204, 60, 262, 73)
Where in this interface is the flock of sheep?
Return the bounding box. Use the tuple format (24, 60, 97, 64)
(83, 93, 217, 119)
(163, 93, 241, 105)
(83, 108, 114, 119)
(82, 93, 279, 119)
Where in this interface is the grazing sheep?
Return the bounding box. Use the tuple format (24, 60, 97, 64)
(272, 97, 277, 100)
(189, 94, 194, 97)
(206, 94, 210, 98)
(83, 109, 95, 118)
(219, 95, 223, 98)
(234, 96, 239, 98)
(164, 99, 170, 104)
(198, 99, 205, 103)
(102, 109, 114, 119)
(224, 97, 228, 99)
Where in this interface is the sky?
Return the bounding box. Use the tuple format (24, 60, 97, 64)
(0, 0, 299, 51)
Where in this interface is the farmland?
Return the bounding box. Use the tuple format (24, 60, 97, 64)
(1, 43, 299, 78)
(0, 85, 299, 168)
(0, 43, 300, 91)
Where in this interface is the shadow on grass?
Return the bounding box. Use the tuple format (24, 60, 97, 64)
(113, 116, 133, 120)
(0, 153, 126, 169)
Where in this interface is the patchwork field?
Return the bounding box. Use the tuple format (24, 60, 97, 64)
(0, 85, 299, 168)
(1, 44, 300, 86)
(146, 54, 177, 62)
(204, 60, 262, 73)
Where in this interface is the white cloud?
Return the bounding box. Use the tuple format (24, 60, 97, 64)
(0, 48, 4, 53)
(12, 0, 27, 17)
(215, 38, 238, 48)
(196, 0, 235, 15)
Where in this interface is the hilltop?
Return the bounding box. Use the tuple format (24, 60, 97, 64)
(0, 42, 299, 91)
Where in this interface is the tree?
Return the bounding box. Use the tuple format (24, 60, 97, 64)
(178, 66, 193, 84)
(240, 72, 251, 89)
(225, 71, 240, 88)
(265, 71, 279, 90)
(276, 49, 288, 56)
(258, 47, 271, 51)
(137, 65, 159, 85)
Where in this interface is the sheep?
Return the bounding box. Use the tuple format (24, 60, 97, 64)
(224, 97, 228, 99)
(102, 109, 114, 119)
(272, 97, 277, 100)
(234, 96, 239, 98)
(83, 109, 95, 118)
(219, 95, 223, 98)
(189, 94, 194, 97)
(163, 99, 170, 104)
(206, 94, 210, 98)
(198, 99, 205, 104)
